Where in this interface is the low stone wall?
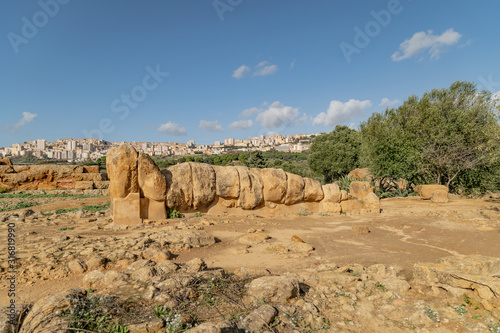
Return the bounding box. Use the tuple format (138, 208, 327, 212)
(0, 163, 109, 191)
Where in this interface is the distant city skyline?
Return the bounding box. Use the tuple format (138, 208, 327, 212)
(1, 1, 499, 148)
(1, 132, 317, 161)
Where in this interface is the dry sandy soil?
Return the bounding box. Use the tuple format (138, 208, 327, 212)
(1, 194, 499, 308)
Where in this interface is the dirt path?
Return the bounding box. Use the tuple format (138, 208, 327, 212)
(1, 195, 499, 307)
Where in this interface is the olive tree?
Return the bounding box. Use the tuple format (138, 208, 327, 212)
(361, 81, 500, 190)
(308, 125, 361, 183)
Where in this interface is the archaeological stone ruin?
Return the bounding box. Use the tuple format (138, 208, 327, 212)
(106, 144, 381, 225)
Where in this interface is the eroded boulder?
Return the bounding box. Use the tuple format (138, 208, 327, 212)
(165, 163, 193, 210)
(212, 165, 239, 199)
(138, 152, 167, 201)
(191, 163, 216, 209)
(236, 166, 263, 210)
(284, 172, 305, 205)
(416, 184, 448, 200)
(260, 168, 287, 203)
(19, 289, 86, 333)
(247, 276, 300, 303)
(303, 177, 324, 202)
(106, 144, 139, 202)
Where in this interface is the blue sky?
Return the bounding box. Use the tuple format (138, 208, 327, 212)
(1, 0, 499, 147)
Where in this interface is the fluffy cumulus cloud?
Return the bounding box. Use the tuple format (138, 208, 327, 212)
(157, 121, 186, 136)
(253, 61, 278, 77)
(199, 120, 223, 132)
(229, 119, 253, 130)
(379, 98, 401, 107)
(11, 111, 37, 133)
(392, 28, 462, 61)
(313, 99, 372, 126)
(256, 101, 300, 128)
(232, 65, 250, 79)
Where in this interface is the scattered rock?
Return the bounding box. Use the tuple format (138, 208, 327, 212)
(352, 224, 370, 234)
(242, 304, 277, 331)
(238, 232, 270, 245)
(127, 317, 164, 333)
(247, 276, 300, 303)
(18, 289, 85, 333)
(184, 257, 207, 273)
(67, 259, 88, 274)
(288, 242, 314, 253)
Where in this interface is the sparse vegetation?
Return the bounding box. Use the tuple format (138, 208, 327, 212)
(375, 282, 388, 292)
(194, 212, 203, 217)
(489, 321, 500, 333)
(297, 209, 312, 216)
(0, 192, 103, 199)
(453, 304, 467, 316)
(58, 227, 75, 231)
(56, 208, 79, 214)
(82, 201, 110, 212)
(0, 186, 9, 193)
(62, 294, 129, 333)
(0, 201, 39, 212)
(424, 306, 440, 322)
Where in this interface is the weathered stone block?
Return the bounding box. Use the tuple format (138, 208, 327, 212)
(416, 184, 448, 200)
(349, 181, 374, 199)
(75, 181, 94, 190)
(431, 189, 449, 203)
(113, 193, 142, 225)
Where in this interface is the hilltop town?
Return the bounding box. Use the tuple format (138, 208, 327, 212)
(0, 133, 318, 163)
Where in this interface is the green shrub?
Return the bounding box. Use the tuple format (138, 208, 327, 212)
(0, 186, 9, 194)
(167, 209, 182, 218)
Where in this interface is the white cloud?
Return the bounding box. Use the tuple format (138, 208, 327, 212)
(199, 120, 223, 132)
(379, 98, 401, 107)
(392, 28, 462, 61)
(313, 99, 372, 126)
(11, 111, 37, 133)
(290, 59, 296, 69)
(229, 119, 253, 130)
(240, 107, 262, 118)
(232, 65, 250, 79)
(233, 61, 278, 79)
(157, 121, 186, 136)
(294, 113, 309, 126)
(253, 61, 278, 77)
(256, 101, 300, 128)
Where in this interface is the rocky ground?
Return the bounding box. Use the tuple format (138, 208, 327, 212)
(1, 192, 500, 332)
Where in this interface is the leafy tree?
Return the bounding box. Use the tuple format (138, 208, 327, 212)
(361, 81, 500, 191)
(246, 151, 267, 168)
(308, 125, 361, 183)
